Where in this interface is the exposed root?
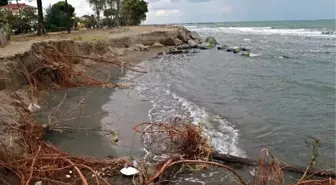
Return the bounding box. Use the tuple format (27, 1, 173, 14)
(0, 113, 129, 185)
(133, 119, 213, 161)
(15, 44, 129, 94)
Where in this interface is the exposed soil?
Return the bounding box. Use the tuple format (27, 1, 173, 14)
(0, 25, 199, 185)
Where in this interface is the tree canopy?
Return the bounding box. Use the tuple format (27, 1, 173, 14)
(103, 8, 116, 17)
(45, 1, 75, 32)
(121, 0, 148, 26)
(0, 0, 8, 6)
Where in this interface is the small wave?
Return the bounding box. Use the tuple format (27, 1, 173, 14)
(250, 53, 261, 57)
(187, 26, 336, 37)
(134, 72, 244, 156)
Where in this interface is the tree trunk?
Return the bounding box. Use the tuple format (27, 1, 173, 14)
(65, 0, 71, 33)
(115, 0, 120, 27)
(36, 0, 44, 35)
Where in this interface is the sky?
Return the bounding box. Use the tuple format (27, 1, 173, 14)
(22, 0, 336, 24)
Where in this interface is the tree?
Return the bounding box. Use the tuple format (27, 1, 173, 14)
(0, 0, 8, 6)
(21, 7, 38, 32)
(103, 7, 116, 27)
(45, 1, 75, 32)
(87, 0, 105, 27)
(81, 14, 97, 28)
(121, 0, 148, 26)
(115, 0, 120, 27)
(36, 0, 44, 35)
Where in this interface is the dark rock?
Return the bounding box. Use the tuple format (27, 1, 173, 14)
(226, 48, 234, 52)
(176, 44, 192, 50)
(167, 48, 184, 54)
(241, 47, 250, 52)
(204, 36, 218, 45)
(217, 45, 228, 50)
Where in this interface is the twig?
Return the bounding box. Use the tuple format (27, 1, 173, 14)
(25, 145, 42, 185)
(146, 159, 247, 185)
(63, 158, 88, 185)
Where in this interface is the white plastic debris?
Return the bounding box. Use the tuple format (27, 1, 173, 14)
(120, 167, 139, 176)
(66, 174, 71, 178)
(28, 103, 41, 112)
(34, 181, 43, 185)
(69, 170, 73, 174)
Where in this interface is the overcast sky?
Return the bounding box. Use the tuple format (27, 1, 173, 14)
(23, 0, 335, 24)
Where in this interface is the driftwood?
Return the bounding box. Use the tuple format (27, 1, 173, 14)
(212, 152, 336, 178)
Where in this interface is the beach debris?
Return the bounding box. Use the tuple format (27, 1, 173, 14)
(28, 103, 41, 113)
(34, 181, 42, 185)
(120, 167, 139, 176)
(204, 36, 218, 45)
(152, 42, 164, 48)
(65, 174, 71, 178)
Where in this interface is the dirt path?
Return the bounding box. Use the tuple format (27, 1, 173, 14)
(0, 26, 176, 57)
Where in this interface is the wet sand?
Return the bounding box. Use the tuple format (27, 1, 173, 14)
(35, 48, 166, 158)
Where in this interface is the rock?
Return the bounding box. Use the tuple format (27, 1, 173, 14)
(176, 44, 192, 50)
(233, 48, 241, 54)
(226, 47, 241, 53)
(190, 31, 201, 41)
(178, 27, 191, 42)
(187, 39, 197, 47)
(241, 51, 250, 57)
(34, 181, 43, 185)
(161, 37, 177, 46)
(241, 47, 250, 52)
(129, 44, 149, 51)
(204, 36, 218, 45)
(226, 48, 234, 52)
(217, 45, 228, 50)
(281, 55, 290, 59)
(152, 42, 164, 48)
(174, 38, 183, 46)
(197, 43, 210, 50)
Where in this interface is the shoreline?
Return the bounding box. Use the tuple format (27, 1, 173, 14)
(0, 25, 203, 184)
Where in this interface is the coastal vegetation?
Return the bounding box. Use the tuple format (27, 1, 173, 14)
(0, 0, 148, 37)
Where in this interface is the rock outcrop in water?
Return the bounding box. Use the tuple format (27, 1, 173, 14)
(204, 36, 218, 45)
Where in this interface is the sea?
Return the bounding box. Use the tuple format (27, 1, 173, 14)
(131, 20, 335, 171)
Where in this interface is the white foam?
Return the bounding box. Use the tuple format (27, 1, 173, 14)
(133, 57, 245, 157)
(188, 26, 336, 38)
